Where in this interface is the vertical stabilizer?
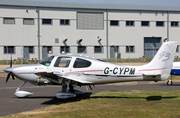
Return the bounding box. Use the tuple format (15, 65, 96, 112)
(142, 41, 178, 80)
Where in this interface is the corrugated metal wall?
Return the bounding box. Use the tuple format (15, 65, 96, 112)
(0, 6, 180, 60)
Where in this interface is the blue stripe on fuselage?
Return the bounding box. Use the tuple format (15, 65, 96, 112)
(171, 69, 180, 75)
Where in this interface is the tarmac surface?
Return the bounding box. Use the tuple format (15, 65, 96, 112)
(0, 77, 180, 117)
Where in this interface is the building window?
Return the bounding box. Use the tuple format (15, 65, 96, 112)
(94, 46, 103, 53)
(171, 21, 179, 27)
(29, 46, 34, 53)
(60, 19, 70, 25)
(141, 21, 149, 26)
(3, 18, 15, 24)
(47, 46, 53, 53)
(111, 46, 119, 52)
(78, 46, 86, 53)
(110, 20, 119, 26)
(4, 46, 15, 54)
(126, 46, 135, 53)
(42, 19, 52, 25)
(126, 21, 134, 26)
(156, 21, 164, 27)
(61, 46, 70, 53)
(23, 18, 34, 25)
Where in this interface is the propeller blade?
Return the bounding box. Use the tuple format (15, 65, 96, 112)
(5, 55, 15, 83)
(89, 85, 92, 90)
(10, 54, 12, 67)
(11, 74, 15, 80)
(5, 55, 14, 83)
(6, 73, 11, 83)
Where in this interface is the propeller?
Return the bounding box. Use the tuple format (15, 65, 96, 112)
(5, 55, 15, 83)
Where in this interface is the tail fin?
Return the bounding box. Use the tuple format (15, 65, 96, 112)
(142, 41, 178, 80)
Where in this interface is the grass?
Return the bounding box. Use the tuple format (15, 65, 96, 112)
(0, 58, 157, 65)
(168, 75, 180, 80)
(1, 57, 180, 65)
(0, 60, 39, 65)
(103, 58, 152, 63)
(103, 57, 180, 63)
(3, 90, 180, 118)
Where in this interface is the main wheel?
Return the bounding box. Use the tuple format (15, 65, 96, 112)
(167, 80, 173, 86)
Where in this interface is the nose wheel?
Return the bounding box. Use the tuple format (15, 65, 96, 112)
(14, 81, 34, 97)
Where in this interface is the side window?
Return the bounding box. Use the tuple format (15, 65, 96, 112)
(54, 57, 71, 67)
(73, 58, 91, 68)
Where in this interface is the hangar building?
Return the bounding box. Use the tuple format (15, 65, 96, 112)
(0, 0, 180, 61)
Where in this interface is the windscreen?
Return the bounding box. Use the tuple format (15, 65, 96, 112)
(39, 56, 54, 66)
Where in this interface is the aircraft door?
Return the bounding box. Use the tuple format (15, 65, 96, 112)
(49, 56, 72, 75)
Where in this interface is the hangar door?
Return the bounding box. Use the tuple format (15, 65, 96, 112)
(42, 46, 53, 59)
(144, 38, 161, 58)
(110, 46, 115, 58)
(24, 46, 30, 59)
(24, 46, 34, 60)
(110, 46, 120, 59)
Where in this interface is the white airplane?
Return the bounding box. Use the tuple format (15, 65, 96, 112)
(3, 41, 178, 99)
(167, 62, 180, 85)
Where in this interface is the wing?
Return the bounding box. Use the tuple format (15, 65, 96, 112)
(34, 71, 92, 84)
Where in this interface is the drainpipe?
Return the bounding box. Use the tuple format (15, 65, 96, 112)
(37, 7, 40, 62)
(167, 11, 169, 41)
(106, 9, 109, 59)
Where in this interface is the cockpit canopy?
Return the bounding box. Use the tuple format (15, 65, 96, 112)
(40, 56, 92, 68)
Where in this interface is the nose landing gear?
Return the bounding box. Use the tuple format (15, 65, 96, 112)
(14, 81, 34, 97)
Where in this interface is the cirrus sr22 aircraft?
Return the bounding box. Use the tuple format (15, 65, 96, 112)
(4, 41, 178, 99)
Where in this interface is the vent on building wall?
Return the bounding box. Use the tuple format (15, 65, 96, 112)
(77, 12, 104, 29)
(55, 38, 59, 43)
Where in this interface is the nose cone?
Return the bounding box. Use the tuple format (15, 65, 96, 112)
(3, 67, 12, 73)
